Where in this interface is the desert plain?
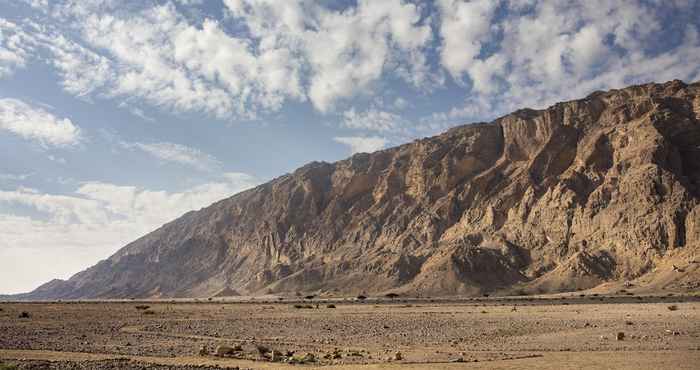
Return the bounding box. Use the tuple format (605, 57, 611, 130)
(0, 294, 699, 369)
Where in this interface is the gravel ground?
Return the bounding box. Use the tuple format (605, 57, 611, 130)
(0, 296, 698, 368)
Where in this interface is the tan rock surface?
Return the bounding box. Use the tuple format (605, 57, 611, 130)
(17, 80, 700, 299)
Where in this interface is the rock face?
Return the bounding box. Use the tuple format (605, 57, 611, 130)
(19, 80, 700, 299)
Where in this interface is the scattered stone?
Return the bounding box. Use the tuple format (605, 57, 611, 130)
(616, 332, 625, 341)
(290, 352, 316, 364)
(215, 345, 237, 357)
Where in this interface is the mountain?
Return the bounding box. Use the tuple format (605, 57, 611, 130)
(17, 80, 700, 300)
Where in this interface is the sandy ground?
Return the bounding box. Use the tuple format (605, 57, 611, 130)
(0, 295, 698, 369)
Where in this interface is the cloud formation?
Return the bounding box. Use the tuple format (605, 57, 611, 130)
(0, 98, 82, 148)
(333, 136, 388, 154)
(2, 0, 698, 126)
(121, 141, 222, 172)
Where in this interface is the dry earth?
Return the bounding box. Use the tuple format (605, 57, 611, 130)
(1, 295, 699, 369)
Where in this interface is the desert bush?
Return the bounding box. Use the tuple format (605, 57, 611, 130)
(18, 311, 30, 319)
(385, 293, 399, 300)
(142, 310, 156, 315)
(667, 305, 679, 311)
(256, 344, 271, 355)
(356, 295, 367, 301)
(0, 362, 18, 370)
(326, 304, 336, 308)
(134, 305, 150, 310)
(293, 304, 314, 309)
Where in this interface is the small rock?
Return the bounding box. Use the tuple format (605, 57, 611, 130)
(394, 351, 403, 361)
(616, 332, 625, 341)
(215, 345, 237, 357)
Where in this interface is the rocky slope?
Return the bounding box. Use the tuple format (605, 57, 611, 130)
(18, 80, 700, 299)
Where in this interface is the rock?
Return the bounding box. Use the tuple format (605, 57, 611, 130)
(291, 352, 316, 364)
(616, 332, 625, 341)
(395, 352, 403, 361)
(215, 345, 237, 357)
(198, 346, 208, 356)
(19, 80, 700, 300)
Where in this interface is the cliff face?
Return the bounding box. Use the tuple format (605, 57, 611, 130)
(22, 80, 700, 299)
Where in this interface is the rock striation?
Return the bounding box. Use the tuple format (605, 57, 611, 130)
(17, 80, 700, 299)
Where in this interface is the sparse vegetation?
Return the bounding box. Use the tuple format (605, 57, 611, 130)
(293, 304, 314, 309)
(142, 310, 156, 315)
(356, 295, 367, 301)
(134, 305, 150, 310)
(256, 344, 271, 355)
(385, 293, 400, 300)
(18, 311, 30, 319)
(0, 362, 18, 370)
(304, 295, 316, 300)
(667, 305, 679, 311)
(326, 304, 336, 308)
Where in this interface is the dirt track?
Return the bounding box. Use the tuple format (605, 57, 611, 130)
(1, 296, 698, 369)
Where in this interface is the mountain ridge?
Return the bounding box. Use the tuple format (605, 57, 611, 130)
(13, 79, 700, 300)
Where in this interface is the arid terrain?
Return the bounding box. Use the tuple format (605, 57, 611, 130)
(14, 80, 699, 302)
(1, 294, 699, 369)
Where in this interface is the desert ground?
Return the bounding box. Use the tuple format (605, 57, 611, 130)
(0, 295, 699, 369)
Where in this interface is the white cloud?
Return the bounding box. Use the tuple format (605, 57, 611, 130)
(429, 0, 700, 123)
(0, 19, 37, 78)
(120, 141, 221, 172)
(225, 0, 433, 112)
(342, 107, 404, 132)
(48, 35, 114, 97)
(438, 0, 499, 83)
(0, 173, 259, 294)
(333, 136, 388, 154)
(0, 98, 82, 148)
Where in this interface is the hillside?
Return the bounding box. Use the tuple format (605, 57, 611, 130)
(17, 80, 700, 299)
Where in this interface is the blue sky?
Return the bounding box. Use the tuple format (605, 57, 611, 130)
(0, 0, 698, 294)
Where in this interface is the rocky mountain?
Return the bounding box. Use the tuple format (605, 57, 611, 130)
(17, 80, 700, 299)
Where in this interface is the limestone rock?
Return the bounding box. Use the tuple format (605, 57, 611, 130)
(16, 80, 700, 299)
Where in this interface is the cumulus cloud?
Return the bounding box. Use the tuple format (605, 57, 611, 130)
(120, 141, 221, 172)
(0, 173, 259, 294)
(333, 136, 388, 154)
(226, 0, 433, 112)
(0, 98, 82, 148)
(428, 0, 700, 124)
(5, 0, 698, 126)
(438, 0, 500, 83)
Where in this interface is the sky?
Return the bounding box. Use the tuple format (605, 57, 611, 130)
(0, 0, 699, 294)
